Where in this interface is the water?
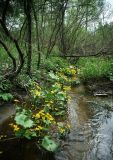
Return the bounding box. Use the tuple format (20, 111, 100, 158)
(0, 104, 55, 160)
(0, 85, 113, 160)
(0, 103, 15, 125)
(55, 85, 113, 160)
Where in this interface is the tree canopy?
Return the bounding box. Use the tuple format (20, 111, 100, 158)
(0, 0, 112, 78)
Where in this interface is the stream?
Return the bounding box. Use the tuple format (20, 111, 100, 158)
(55, 85, 113, 160)
(0, 85, 113, 160)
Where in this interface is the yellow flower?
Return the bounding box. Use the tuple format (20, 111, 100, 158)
(53, 121, 57, 125)
(55, 82, 61, 87)
(63, 86, 71, 91)
(34, 109, 45, 119)
(35, 90, 41, 96)
(67, 124, 71, 129)
(10, 124, 20, 132)
(14, 125, 20, 131)
(35, 126, 43, 131)
(35, 113, 40, 118)
(39, 110, 45, 116)
(70, 69, 76, 74)
(46, 113, 54, 121)
(42, 116, 45, 120)
(39, 109, 44, 113)
(68, 96, 71, 102)
(46, 100, 53, 105)
(58, 127, 65, 133)
(51, 90, 55, 94)
(36, 85, 41, 90)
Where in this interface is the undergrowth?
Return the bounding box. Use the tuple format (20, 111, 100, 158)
(0, 56, 79, 152)
(77, 56, 113, 80)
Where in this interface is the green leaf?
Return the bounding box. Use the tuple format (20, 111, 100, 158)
(49, 72, 59, 80)
(44, 119, 51, 126)
(0, 93, 13, 101)
(44, 106, 50, 112)
(57, 92, 65, 101)
(15, 109, 34, 128)
(15, 129, 25, 137)
(42, 136, 59, 152)
(55, 111, 65, 116)
(24, 130, 37, 139)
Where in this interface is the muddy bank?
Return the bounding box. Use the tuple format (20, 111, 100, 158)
(0, 138, 55, 160)
(0, 87, 28, 125)
(84, 79, 113, 96)
(0, 116, 55, 160)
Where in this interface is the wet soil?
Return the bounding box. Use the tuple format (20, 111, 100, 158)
(85, 79, 113, 96)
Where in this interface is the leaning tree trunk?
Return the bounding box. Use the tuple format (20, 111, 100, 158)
(0, 20, 24, 79)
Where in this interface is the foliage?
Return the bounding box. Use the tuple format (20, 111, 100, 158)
(0, 0, 110, 79)
(14, 109, 34, 128)
(48, 66, 79, 86)
(28, 80, 70, 117)
(77, 57, 113, 80)
(9, 64, 78, 151)
(57, 122, 70, 137)
(0, 93, 13, 101)
(41, 136, 59, 152)
(42, 57, 69, 72)
(15, 74, 31, 88)
(0, 78, 12, 91)
(10, 107, 56, 140)
(10, 106, 70, 143)
(61, 66, 77, 77)
(0, 0, 112, 155)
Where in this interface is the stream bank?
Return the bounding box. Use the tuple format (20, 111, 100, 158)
(84, 78, 113, 96)
(0, 82, 113, 160)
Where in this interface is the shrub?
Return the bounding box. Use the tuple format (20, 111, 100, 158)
(42, 57, 69, 71)
(77, 57, 113, 80)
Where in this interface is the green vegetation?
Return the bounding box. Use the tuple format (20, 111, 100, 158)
(41, 136, 59, 152)
(0, 0, 113, 156)
(0, 93, 13, 102)
(9, 62, 78, 151)
(77, 57, 113, 80)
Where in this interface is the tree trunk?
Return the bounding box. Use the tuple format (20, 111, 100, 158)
(24, 0, 32, 75)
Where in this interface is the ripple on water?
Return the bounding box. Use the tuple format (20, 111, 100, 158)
(55, 86, 113, 160)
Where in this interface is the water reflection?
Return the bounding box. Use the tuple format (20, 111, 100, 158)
(55, 85, 113, 160)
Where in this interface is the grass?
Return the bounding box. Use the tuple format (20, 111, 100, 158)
(77, 57, 113, 80)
